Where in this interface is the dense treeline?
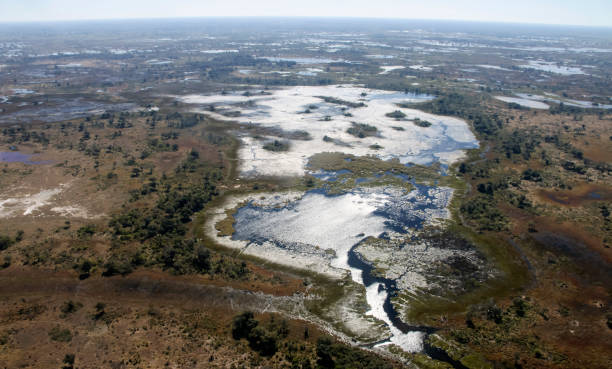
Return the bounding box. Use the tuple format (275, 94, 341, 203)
(110, 180, 217, 241)
(102, 148, 249, 279)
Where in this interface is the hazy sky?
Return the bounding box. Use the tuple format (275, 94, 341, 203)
(0, 0, 610, 27)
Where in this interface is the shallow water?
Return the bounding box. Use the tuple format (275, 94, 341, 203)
(0, 151, 49, 164)
(180, 85, 478, 177)
(0, 99, 137, 124)
(231, 184, 452, 352)
(263, 56, 343, 64)
(515, 93, 612, 109)
(494, 96, 550, 109)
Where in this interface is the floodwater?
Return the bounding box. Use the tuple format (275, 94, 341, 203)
(231, 184, 453, 352)
(179, 85, 477, 177)
(0, 99, 137, 125)
(0, 151, 50, 164)
(494, 96, 550, 109)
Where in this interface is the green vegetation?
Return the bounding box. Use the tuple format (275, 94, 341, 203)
(346, 122, 378, 138)
(60, 300, 83, 316)
(426, 334, 493, 369)
(315, 337, 395, 369)
(231, 312, 287, 356)
(62, 354, 76, 369)
(263, 139, 290, 152)
(109, 152, 219, 241)
(48, 326, 72, 342)
(0, 235, 14, 251)
(0, 230, 22, 250)
(385, 110, 406, 119)
(76, 224, 96, 239)
(412, 118, 432, 127)
(416, 93, 502, 137)
(316, 96, 366, 108)
(231, 311, 396, 367)
(322, 135, 352, 147)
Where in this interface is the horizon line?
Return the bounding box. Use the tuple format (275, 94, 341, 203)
(0, 15, 610, 29)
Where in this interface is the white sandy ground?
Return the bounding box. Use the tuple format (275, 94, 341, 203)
(0, 184, 94, 219)
(519, 60, 586, 75)
(494, 96, 550, 109)
(409, 65, 433, 71)
(379, 66, 405, 74)
(206, 185, 454, 352)
(178, 85, 477, 177)
(476, 64, 512, 71)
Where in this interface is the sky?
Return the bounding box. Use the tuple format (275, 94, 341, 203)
(0, 0, 610, 27)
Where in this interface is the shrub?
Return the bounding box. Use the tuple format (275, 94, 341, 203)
(412, 118, 432, 127)
(101, 258, 133, 277)
(77, 224, 96, 239)
(61, 300, 83, 315)
(263, 140, 290, 152)
(522, 168, 543, 182)
(0, 235, 14, 250)
(385, 110, 406, 119)
(347, 122, 378, 138)
(49, 327, 72, 342)
(248, 326, 278, 356)
(232, 311, 258, 339)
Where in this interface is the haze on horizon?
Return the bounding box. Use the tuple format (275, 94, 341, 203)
(0, 0, 610, 28)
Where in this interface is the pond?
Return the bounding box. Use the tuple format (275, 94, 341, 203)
(0, 151, 50, 165)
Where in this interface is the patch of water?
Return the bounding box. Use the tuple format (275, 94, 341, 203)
(263, 57, 343, 64)
(0, 99, 137, 125)
(0, 152, 50, 165)
(515, 93, 612, 109)
(230, 185, 452, 352)
(309, 169, 351, 182)
(519, 60, 585, 75)
(494, 96, 550, 109)
(179, 85, 478, 177)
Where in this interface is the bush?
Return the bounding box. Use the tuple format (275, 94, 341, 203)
(75, 259, 94, 279)
(101, 258, 133, 277)
(248, 326, 278, 356)
(347, 122, 378, 138)
(49, 327, 72, 342)
(62, 354, 75, 369)
(0, 255, 11, 269)
(315, 337, 394, 369)
(522, 168, 542, 182)
(232, 311, 258, 339)
(385, 110, 406, 119)
(61, 300, 83, 315)
(193, 244, 211, 273)
(0, 235, 14, 250)
(461, 196, 507, 231)
(412, 118, 432, 127)
(77, 224, 96, 238)
(486, 304, 503, 324)
(263, 140, 290, 152)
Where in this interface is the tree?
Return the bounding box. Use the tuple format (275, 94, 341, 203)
(316, 338, 335, 368)
(193, 245, 211, 272)
(248, 326, 278, 356)
(232, 311, 258, 339)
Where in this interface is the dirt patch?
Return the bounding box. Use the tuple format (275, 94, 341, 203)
(0, 267, 330, 369)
